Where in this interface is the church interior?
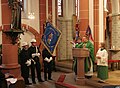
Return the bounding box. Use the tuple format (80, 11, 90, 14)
(1, 0, 120, 88)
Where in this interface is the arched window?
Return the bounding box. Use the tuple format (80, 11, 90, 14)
(75, 0, 79, 19)
(57, 0, 63, 17)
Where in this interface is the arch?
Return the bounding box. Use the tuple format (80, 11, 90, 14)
(22, 24, 41, 45)
(0, 24, 41, 45)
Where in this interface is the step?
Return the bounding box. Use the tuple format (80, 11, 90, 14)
(85, 76, 117, 88)
(56, 66, 73, 73)
(56, 61, 73, 69)
(55, 82, 78, 88)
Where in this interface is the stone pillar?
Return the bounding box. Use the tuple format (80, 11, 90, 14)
(1, 0, 25, 87)
(2, 44, 21, 77)
(39, 0, 46, 37)
(1, 0, 20, 77)
(48, 0, 52, 14)
(107, 0, 112, 59)
(94, 0, 99, 54)
(39, 0, 46, 68)
(79, 0, 89, 35)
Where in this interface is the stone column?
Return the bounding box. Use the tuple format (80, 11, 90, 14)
(39, 0, 46, 37)
(79, 0, 89, 35)
(1, 0, 24, 87)
(1, 0, 20, 77)
(94, 0, 99, 53)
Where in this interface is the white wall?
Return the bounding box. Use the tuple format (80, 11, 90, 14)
(22, 0, 39, 33)
(99, 0, 104, 42)
(21, 0, 40, 45)
(20, 31, 34, 47)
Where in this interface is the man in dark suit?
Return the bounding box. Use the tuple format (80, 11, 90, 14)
(0, 66, 7, 88)
(19, 42, 31, 85)
(42, 48, 53, 81)
(28, 39, 44, 84)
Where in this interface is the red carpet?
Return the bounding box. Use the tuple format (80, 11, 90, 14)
(57, 74, 66, 82)
(55, 74, 78, 88)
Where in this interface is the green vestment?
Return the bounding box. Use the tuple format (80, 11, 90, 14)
(75, 41, 94, 75)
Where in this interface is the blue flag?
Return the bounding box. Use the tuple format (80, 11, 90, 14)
(42, 22, 61, 54)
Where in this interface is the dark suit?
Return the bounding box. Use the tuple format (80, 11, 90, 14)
(19, 48, 30, 84)
(28, 46, 42, 83)
(0, 70, 7, 88)
(42, 48, 53, 80)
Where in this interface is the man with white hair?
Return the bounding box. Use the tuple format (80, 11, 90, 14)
(28, 39, 44, 84)
(19, 42, 31, 85)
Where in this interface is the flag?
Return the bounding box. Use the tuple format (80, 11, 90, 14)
(86, 25, 94, 43)
(42, 22, 61, 54)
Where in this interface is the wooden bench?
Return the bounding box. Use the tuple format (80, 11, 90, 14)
(108, 59, 120, 71)
(94, 59, 120, 71)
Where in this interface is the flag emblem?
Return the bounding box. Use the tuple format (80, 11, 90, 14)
(42, 22, 61, 54)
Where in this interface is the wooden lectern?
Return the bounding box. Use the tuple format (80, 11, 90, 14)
(72, 48, 89, 85)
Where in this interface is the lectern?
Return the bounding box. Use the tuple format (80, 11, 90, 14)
(72, 48, 89, 85)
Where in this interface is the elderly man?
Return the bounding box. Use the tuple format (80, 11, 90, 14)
(75, 35, 94, 78)
(19, 42, 31, 85)
(28, 39, 44, 84)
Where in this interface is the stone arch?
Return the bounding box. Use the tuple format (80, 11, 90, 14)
(0, 25, 41, 46)
(22, 24, 41, 46)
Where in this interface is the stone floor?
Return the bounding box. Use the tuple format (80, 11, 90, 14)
(25, 70, 120, 88)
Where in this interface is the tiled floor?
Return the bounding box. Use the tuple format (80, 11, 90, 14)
(26, 71, 62, 88)
(26, 70, 120, 88)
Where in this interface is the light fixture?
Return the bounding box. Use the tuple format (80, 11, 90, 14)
(28, 12, 35, 19)
(28, 0, 35, 19)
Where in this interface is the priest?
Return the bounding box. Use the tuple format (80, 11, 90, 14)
(75, 35, 94, 78)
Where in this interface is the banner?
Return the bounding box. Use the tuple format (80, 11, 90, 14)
(86, 25, 94, 44)
(42, 22, 61, 54)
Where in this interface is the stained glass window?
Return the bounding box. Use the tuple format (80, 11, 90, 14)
(58, 0, 63, 17)
(75, 0, 79, 19)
